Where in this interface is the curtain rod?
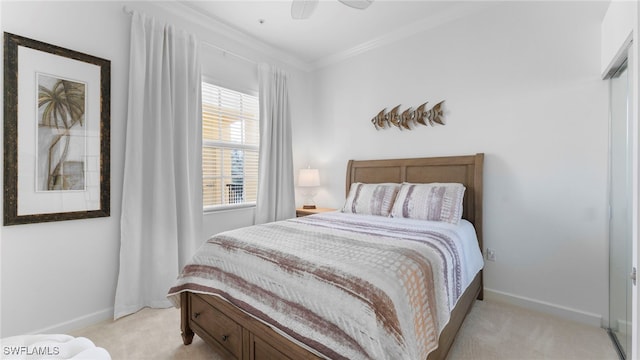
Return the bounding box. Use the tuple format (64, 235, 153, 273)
(122, 5, 258, 66)
(202, 42, 258, 65)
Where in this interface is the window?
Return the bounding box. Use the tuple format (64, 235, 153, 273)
(202, 81, 259, 210)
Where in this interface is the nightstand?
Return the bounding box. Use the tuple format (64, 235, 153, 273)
(295, 207, 337, 217)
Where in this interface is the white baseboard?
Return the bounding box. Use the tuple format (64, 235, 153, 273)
(484, 288, 604, 328)
(29, 307, 114, 335)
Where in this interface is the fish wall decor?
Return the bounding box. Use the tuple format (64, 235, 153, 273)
(371, 100, 445, 130)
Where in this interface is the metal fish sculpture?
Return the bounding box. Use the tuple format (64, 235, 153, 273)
(371, 100, 445, 130)
(371, 109, 386, 129)
(426, 101, 445, 126)
(387, 105, 401, 128)
(414, 102, 428, 126)
(400, 108, 413, 130)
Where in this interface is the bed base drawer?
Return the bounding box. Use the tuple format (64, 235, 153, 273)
(182, 292, 322, 360)
(250, 333, 293, 360)
(190, 293, 242, 359)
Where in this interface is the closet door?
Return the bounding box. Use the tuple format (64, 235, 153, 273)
(609, 59, 631, 358)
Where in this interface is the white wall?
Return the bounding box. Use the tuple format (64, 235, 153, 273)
(0, 1, 129, 337)
(309, 1, 610, 325)
(0, 0, 313, 336)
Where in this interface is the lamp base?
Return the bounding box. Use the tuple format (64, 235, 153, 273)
(302, 205, 316, 209)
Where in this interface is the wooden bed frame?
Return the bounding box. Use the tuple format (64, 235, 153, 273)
(180, 153, 484, 360)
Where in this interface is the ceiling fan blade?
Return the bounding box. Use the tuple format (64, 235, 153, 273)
(291, 0, 319, 19)
(338, 0, 374, 10)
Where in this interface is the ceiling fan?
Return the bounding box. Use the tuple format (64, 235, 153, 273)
(291, 0, 374, 20)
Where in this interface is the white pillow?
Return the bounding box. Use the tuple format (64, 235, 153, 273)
(390, 183, 465, 224)
(342, 183, 401, 216)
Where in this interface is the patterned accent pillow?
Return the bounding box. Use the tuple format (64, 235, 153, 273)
(390, 183, 466, 224)
(342, 183, 401, 216)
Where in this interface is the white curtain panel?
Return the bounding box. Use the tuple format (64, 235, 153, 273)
(255, 64, 296, 224)
(114, 12, 203, 319)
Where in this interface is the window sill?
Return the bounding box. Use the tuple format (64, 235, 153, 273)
(203, 203, 256, 214)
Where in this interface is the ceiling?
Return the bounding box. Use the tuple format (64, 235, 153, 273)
(178, 1, 493, 68)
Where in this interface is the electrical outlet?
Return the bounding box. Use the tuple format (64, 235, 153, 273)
(486, 248, 496, 262)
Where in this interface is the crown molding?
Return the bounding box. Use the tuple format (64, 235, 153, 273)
(310, 2, 497, 70)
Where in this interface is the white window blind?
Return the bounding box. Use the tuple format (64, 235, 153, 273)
(202, 82, 259, 210)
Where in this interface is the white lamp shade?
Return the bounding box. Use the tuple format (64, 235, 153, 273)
(298, 168, 320, 187)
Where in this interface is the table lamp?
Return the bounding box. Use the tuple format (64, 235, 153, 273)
(298, 168, 320, 209)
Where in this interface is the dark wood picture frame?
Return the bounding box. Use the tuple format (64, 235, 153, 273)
(3, 32, 110, 225)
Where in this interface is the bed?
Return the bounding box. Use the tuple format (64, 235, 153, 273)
(168, 153, 484, 360)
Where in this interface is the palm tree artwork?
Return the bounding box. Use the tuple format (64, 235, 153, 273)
(37, 74, 86, 191)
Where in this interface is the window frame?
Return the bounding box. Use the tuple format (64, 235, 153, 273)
(201, 77, 260, 213)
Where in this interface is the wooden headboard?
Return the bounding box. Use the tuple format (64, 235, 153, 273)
(345, 153, 484, 250)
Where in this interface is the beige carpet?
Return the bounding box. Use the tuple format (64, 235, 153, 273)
(72, 300, 618, 360)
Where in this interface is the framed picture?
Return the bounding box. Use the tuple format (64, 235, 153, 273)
(3, 33, 110, 225)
